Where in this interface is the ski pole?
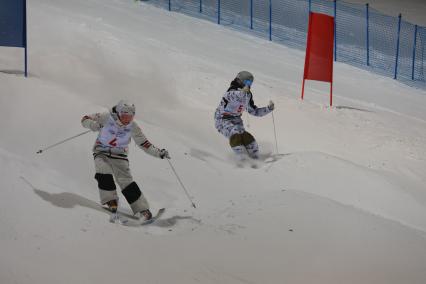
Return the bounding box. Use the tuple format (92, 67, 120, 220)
(166, 159, 196, 208)
(36, 130, 91, 154)
(271, 111, 279, 154)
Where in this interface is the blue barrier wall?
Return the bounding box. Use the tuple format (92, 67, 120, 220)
(0, 0, 27, 77)
(0, 0, 26, 48)
(143, 0, 425, 89)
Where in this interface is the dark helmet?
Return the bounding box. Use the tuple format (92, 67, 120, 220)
(236, 71, 254, 83)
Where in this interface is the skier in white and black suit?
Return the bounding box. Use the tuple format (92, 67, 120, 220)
(81, 100, 170, 221)
(214, 71, 275, 160)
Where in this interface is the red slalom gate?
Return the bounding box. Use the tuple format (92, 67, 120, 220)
(301, 12, 334, 106)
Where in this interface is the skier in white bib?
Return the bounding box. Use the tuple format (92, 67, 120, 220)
(81, 100, 170, 221)
(214, 71, 274, 161)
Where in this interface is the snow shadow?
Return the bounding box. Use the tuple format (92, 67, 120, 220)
(335, 105, 373, 112)
(34, 189, 105, 212)
(188, 148, 225, 163)
(21, 176, 106, 215)
(153, 215, 201, 228)
(0, 70, 26, 76)
(22, 176, 202, 225)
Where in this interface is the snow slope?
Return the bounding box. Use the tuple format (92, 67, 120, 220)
(0, 0, 426, 283)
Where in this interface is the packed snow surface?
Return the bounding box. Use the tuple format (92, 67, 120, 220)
(0, 1, 425, 283)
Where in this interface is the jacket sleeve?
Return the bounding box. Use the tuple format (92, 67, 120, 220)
(132, 122, 162, 158)
(245, 92, 272, 117)
(81, 112, 109, 131)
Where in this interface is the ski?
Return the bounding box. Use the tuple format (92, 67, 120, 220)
(138, 208, 165, 226)
(236, 153, 286, 169)
(109, 208, 165, 227)
(264, 153, 286, 163)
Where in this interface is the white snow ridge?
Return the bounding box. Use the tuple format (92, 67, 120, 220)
(0, 0, 425, 284)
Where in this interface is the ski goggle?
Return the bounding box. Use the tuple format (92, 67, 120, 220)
(243, 79, 253, 87)
(119, 112, 134, 122)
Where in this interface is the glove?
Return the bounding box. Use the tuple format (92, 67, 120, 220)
(267, 100, 275, 111)
(159, 149, 170, 159)
(89, 121, 102, 132)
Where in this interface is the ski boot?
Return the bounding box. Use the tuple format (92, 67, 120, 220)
(105, 199, 118, 213)
(140, 209, 152, 221)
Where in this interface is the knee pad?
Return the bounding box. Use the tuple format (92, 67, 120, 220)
(94, 173, 116, 191)
(241, 131, 255, 146)
(122, 182, 142, 204)
(229, 134, 243, 147)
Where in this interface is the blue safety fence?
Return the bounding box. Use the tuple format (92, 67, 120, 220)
(0, 0, 28, 77)
(0, 0, 26, 47)
(142, 0, 425, 89)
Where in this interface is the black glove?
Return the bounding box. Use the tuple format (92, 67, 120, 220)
(159, 149, 170, 159)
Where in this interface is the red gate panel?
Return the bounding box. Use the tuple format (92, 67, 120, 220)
(301, 12, 334, 106)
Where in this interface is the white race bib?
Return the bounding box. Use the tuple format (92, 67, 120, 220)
(96, 116, 132, 150)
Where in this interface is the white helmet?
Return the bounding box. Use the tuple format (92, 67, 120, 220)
(116, 100, 135, 115)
